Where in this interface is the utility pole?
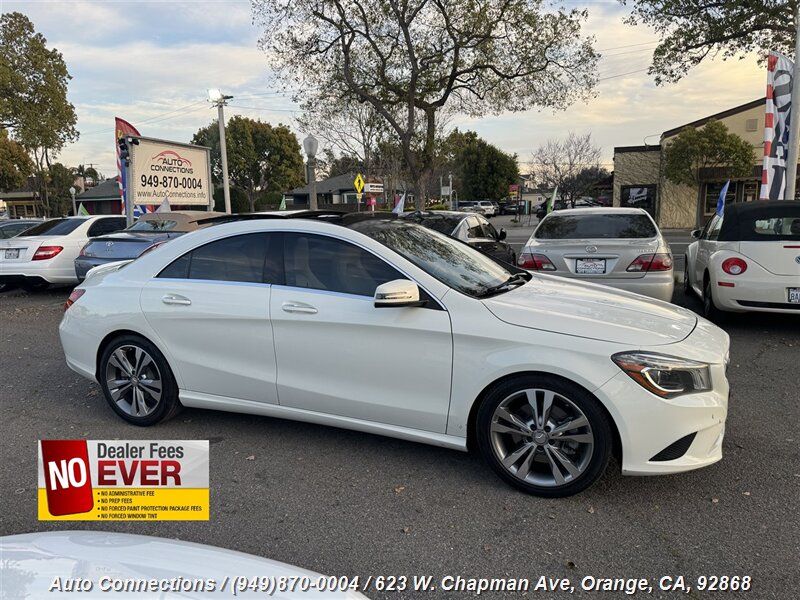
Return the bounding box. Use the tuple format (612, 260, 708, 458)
(303, 135, 319, 211)
(449, 172, 454, 209)
(208, 89, 233, 213)
(786, 3, 800, 200)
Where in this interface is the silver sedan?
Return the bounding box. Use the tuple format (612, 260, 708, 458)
(518, 207, 675, 302)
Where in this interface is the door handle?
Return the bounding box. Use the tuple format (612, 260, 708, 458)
(282, 301, 318, 314)
(162, 294, 192, 306)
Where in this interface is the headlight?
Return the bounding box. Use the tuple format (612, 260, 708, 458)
(612, 352, 712, 398)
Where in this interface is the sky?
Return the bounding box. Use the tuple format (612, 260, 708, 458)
(2, 0, 767, 177)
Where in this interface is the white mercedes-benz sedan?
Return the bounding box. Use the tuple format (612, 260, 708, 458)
(59, 213, 730, 497)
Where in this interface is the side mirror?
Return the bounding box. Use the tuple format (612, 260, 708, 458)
(497, 228, 507, 241)
(691, 229, 701, 239)
(374, 279, 425, 308)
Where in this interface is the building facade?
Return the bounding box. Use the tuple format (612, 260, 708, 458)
(613, 98, 766, 229)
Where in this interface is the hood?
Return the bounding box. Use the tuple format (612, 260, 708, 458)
(483, 274, 697, 346)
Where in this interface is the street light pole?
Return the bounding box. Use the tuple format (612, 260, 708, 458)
(208, 89, 233, 213)
(69, 186, 77, 216)
(303, 135, 319, 211)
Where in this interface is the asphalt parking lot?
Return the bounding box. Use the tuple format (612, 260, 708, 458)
(1, 276, 799, 598)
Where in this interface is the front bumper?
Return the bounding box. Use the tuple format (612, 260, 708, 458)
(596, 320, 729, 476)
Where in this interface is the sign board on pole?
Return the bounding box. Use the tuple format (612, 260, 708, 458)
(441, 185, 451, 196)
(353, 173, 365, 194)
(129, 137, 213, 206)
(364, 182, 383, 194)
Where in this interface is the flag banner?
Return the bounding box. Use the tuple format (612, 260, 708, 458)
(38, 440, 209, 521)
(717, 180, 730, 217)
(760, 52, 794, 200)
(115, 117, 141, 215)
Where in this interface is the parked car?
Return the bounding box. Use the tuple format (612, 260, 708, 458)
(0, 219, 43, 292)
(685, 200, 800, 319)
(0, 219, 42, 239)
(75, 211, 223, 282)
(0, 531, 369, 599)
(518, 207, 674, 302)
(0, 215, 126, 290)
(61, 213, 729, 497)
(400, 210, 515, 264)
(457, 200, 486, 215)
(477, 201, 497, 216)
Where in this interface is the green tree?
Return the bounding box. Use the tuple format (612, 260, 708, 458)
(0, 12, 78, 216)
(622, 0, 793, 84)
(253, 0, 598, 209)
(0, 129, 33, 191)
(441, 131, 519, 201)
(47, 162, 75, 216)
(192, 117, 304, 212)
(663, 120, 755, 188)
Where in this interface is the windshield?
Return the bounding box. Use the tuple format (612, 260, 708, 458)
(128, 219, 180, 232)
(535, 213, 657, 239)
(18, 218, 84, 237)
(351, 220, 516, 297)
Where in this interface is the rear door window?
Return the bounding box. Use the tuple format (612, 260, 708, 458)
(158, 233, 282, 284)
(535, 213, 657, 239)
(17, 219, 84, 237)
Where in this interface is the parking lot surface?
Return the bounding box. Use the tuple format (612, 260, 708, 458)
(1, 284, 798, 599)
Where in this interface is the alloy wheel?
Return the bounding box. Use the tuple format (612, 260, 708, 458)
(104, 345, 163, 417)
(489, 388, 594, 487)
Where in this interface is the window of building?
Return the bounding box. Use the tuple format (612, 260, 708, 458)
(703, 182, 737, 215)
(620, 185, 657, 216)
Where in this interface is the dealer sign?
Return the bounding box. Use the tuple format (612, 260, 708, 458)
(129, 137, 212, 206)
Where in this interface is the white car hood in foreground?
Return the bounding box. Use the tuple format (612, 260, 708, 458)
(483, 274, 697, 346)
(0, 531, 369, 599)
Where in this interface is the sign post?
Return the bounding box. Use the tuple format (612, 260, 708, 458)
(354, 173, 365, 212)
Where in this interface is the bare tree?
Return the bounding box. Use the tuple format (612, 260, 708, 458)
(252, 0, 598, 209)
(530, 132, 604, 207)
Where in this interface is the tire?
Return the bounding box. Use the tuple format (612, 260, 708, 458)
(683, 257, 692, 296)
(99, 334, 182, 426)
(476, 374, 612, 498)
(703, 278, 727, 323)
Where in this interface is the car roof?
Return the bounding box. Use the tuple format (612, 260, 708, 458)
(547, 207, 648, 216)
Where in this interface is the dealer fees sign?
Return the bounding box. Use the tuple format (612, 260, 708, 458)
(129, 137, 212, 206)
(38, 440, 209, 521)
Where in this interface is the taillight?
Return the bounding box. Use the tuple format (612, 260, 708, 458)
(627, 253, 673, 272)
(518, 252, 556, 271)
(64, 288, 85, 311)
(721, 257, 747, 275)
(32, 246, 63, 261)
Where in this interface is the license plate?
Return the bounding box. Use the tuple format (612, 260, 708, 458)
(576, 258, 606, 274)
(789, 288, 800, 303)
(4, 249, 20, 259)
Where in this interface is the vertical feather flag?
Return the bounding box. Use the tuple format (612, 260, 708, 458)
(716, 180, 729, 217)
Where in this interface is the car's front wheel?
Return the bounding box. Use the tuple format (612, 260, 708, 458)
(476, 375, 612, 497)
(99, 335, 182, 426)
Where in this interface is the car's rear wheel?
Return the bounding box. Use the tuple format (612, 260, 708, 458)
(99, 335, 181, 426)
(683, 257, 692, 295)
(703, 278, 726, 323)
(476, 375, 612, 497)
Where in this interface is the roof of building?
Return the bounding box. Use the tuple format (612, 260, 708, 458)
(77, 178, 120, 200)
(288, 172, 360, 196)
(661, 98, 765, 138)
(614, 144, 661, 154)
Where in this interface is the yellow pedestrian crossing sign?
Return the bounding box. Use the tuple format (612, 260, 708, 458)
(353, 173, 365, 194)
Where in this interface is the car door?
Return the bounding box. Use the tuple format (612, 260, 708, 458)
(694, 215, 721, 284)
(270, 232, 453, 433)
(140, 232, 281, 404)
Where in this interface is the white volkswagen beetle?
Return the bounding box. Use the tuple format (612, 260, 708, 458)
(60, 213, 730, 497)
(685, 200, 800, 320)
